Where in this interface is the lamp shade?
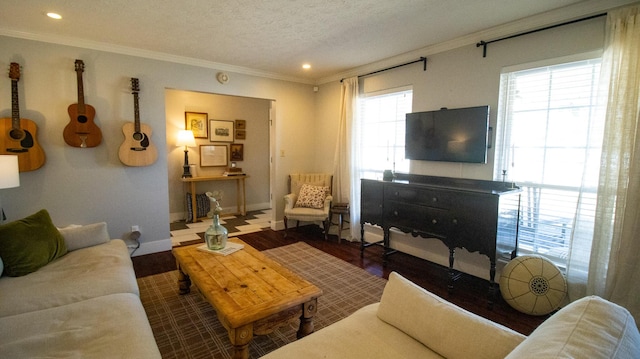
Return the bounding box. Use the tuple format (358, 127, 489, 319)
(176, 130, 196, 147)
(0, 155, 20, 189)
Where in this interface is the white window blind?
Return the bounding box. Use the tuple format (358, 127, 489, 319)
(357, 88, 413, 179)
(493, 58, 604, 267)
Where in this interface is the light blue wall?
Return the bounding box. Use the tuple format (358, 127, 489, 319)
(0, 35, 317, 255)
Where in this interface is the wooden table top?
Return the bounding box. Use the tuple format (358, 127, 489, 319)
(172, 238, 323, 329)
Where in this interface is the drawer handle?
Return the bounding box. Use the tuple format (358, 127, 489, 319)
(431, 219, 437, 224)
(393, 210, 398, 216)
(452, 218, 458, 225)
(432, 197, 438, 202)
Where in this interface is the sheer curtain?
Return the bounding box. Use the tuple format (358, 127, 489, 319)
(585, 5, 640, 321)
(333, 77, 359, 240)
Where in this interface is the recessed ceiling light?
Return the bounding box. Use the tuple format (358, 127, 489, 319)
(302, 64, 311, 70)
(46, 12, 62, 20)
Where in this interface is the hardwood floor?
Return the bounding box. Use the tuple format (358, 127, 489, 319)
(132, 225, 547, 336)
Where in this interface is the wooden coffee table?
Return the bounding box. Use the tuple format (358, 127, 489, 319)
(172, 238, 323, 359)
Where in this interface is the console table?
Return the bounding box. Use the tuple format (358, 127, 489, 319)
(181, 175, 247, 222)
(361, 174, 521, 302)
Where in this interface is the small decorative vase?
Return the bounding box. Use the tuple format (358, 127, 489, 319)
(204, 214, 228, 250)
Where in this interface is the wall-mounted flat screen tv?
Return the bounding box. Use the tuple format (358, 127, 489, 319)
(405, 105, 489, 164)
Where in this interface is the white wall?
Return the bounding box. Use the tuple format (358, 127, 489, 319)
(0, 35, 316, 255)
(314, 17, 607, 280)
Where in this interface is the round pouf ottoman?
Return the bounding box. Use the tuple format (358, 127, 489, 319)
(499, 255, 567, 316)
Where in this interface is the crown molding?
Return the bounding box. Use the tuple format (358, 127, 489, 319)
(0, 28, 316, 85)
(1, 0, 636, 86)
(317, 0, 638, 85)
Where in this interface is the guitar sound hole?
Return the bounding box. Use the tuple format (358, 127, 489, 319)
(9, 129, 24, 140)
(77, 115, 88, 123)
(133, 132, 143, 141)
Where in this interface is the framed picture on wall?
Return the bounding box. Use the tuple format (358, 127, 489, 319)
(200, 145, 228, 167)
(185, 112, 208, 138)
(235, 130, 246, 140)
(210, 120, 234, 142)
(230, 143, 244, 161)
(235, 119, 246, 130)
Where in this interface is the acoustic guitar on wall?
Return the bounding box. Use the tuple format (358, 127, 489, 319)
(64, 59, 102, 148)
(0, 62, 45, 172)
(118, 78, 157, 166)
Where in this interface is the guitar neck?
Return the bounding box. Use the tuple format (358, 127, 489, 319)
(133, 92, 141, 133)
(76, 70, 86, 112)
(10, 79, 20, 130)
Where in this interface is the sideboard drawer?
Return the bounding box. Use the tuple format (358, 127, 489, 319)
(384, 184, 451, 209)
(384, 201, 450, 238)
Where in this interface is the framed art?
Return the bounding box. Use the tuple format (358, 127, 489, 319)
(185, 112, 208, 138)
(230, 143, 244, 161)
(235, 119, 246, 130)
(200, 145, 228, 167)
(210, 120, 234, 142)
(235, 129, 246, 140)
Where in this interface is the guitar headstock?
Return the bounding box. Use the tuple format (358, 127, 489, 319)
(8, 62, 20, 80)
(131, 78, 140, 93)
(74, 59, 85, 73)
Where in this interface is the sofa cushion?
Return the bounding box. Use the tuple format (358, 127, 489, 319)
(0, 209, 67, 277)
(58, 222, 110, 251)
(295, 184, 329, 209)
(377, 272, 525, 359)
(261, 303, 445, 359)
(0, 256, 3, 277)
(0, 293, 161, 358)
(505, 296, 640, 359)
(0, 239, 139, 317)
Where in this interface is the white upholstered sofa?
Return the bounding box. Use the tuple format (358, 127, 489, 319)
(0, 210, 160, 358)
(262, 271, 640, 359)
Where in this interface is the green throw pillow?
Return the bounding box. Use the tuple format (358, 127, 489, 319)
(0, 209, 68, 277)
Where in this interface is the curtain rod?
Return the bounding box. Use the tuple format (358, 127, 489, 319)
(476, 12, 607, 57)
(340, 57, 426, 82)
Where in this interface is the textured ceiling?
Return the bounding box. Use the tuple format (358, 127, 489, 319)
(0, 0, 632, 83)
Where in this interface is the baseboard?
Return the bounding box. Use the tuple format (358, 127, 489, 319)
(169, 202, 271, 223)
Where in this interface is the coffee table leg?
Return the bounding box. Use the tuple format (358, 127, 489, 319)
(229, 324, 253, 359)
(297, 298, 318, 339)
(176, 264, 191, 294)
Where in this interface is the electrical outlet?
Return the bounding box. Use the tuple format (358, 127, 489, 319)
(131, 225, 139, 232)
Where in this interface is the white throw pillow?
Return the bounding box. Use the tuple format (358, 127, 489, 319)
(58, 222, 110, 251)
(377, 272, 525, 359)
(505, 296, 640, 359)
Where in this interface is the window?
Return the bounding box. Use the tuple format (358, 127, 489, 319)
(357, 87, 413, 179)
(494, 56, 604, 268)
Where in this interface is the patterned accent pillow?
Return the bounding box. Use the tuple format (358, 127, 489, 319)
(186, 193, 211, 222)
(295, 184, 329, 209)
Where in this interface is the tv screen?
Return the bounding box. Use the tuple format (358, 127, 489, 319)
(405, 106, 489, 164)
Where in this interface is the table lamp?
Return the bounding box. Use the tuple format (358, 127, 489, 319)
(0, 155, 20, 223)
(176, 130, 196, 178)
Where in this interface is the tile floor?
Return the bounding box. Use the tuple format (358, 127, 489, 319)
(169, 209, 271, 247)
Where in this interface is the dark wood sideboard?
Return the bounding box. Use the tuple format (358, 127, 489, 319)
(360, 173, 521, 303)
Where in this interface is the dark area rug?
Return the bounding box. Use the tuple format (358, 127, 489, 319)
(137, 242, 388, 358)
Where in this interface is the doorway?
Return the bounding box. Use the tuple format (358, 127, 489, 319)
(165, 89, 272, 223)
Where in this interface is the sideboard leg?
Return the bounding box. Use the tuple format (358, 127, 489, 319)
(488, 260, 497, 308)
(360, 224, 365, 257)
(448, 248, 456, 293)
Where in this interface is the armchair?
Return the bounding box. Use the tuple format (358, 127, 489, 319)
(284, 173, 333, 239)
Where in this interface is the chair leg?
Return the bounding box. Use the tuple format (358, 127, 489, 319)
(284, 216, 288, 237)
(323, 219, 329, 240)
(337, 212, 343, 244)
